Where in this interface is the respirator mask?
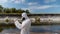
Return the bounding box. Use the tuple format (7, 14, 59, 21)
(21, 17, 25, 21)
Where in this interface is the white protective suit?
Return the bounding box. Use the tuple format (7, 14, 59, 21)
(14, 13, 31, 34)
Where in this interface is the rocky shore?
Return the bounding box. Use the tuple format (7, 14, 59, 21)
(0, 32, 58, 34)
(0, 29, 58, 34)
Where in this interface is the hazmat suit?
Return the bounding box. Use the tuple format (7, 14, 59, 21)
(14, 13, 31, 34)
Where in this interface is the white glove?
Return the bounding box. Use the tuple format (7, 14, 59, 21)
(14, 18, 18, 22)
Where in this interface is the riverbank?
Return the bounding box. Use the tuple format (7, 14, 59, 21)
(0, 32, 55, 34)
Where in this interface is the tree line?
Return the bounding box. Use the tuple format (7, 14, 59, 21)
(0, 5, 30, 14)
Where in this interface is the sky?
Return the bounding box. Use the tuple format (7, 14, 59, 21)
(0, 0, 60, 14)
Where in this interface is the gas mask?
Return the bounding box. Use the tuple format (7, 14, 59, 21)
(21, 13, 28, 21)
(21, 17, 25, 21)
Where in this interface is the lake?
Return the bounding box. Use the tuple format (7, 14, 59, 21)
(0, 25, 60, 34)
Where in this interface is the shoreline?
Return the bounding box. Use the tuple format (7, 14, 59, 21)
(0, 32, 57, 34)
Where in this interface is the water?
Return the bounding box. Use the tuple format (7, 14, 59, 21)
(32, 25, 60, 33)
(0, 25, 60, 34)
(1, 25, 60, 32)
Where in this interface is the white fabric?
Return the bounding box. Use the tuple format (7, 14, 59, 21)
(14, 13, 31, 34)
(14, 20, 22, 29)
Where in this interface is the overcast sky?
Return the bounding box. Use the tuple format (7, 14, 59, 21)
(0, 0, 60, 14)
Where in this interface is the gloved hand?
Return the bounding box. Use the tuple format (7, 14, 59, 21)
(14, 18, 18, 22)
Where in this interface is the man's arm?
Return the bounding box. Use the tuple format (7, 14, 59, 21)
(21, 20, 30, 29)
(14, 18, 22, 29)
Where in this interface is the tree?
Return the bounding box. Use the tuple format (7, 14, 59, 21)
(16, 9, 25, 13)
(0, 5, 30, 14)
(0, 5, 3, 13)
(4, 8, 11, 13)
(25, 9, 30, 14)
(10, 8, 16, 13)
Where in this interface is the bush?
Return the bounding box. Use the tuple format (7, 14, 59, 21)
(5, 19, 9, 22)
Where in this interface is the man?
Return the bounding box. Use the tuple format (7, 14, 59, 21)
(14, 13, 31, 34)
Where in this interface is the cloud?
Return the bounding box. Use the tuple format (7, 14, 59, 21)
(0, 0, 8, 3)
(28, 2, 38, 6)
(0, 0, 25, 4)
(22, 0, 25, 2)
(21, 8, 32, 12)
(22, 5, 60, 11)
(35, 5, 52, 9)
(44, 0, 56, 3)
(10, 0, 25, 4)
(29, 5, 52, 9)
(34, 5, 60, 9)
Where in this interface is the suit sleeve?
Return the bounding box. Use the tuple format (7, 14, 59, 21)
(14, 20, 22, 29)
(21, 20, 30, 29)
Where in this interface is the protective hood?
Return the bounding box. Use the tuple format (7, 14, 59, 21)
(22, 13, 28, 19)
